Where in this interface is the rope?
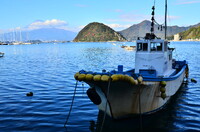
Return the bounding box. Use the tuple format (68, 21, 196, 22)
(139, 83, 143, 132)
(64, 80, 78, 129)
(100, 76, 111, 132)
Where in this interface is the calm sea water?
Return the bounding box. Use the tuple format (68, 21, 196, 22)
(0, 41, 199, 132)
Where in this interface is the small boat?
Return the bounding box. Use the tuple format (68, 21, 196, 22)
(122, 45, 136, 51)
(74, 0, 189, 119)
(0, 52, 4, 57)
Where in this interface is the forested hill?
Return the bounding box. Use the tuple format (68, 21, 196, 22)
(73, 22, 127, 42)
(179, 26, 200, 40)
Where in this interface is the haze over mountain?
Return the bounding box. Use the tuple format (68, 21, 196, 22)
(1, 28, 77, 42)
(119, 20, 196, 41)
(1, 20, 200, 42)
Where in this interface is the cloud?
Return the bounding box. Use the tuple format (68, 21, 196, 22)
(106, 14, 150, 23)
(27, 19, 68, 30)
(106, 13, 180, 26)
(105, 24, 131, 29)
(176, 0, 200, 4)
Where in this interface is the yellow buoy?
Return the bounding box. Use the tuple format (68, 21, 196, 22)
(161, 93, 167, 99)
(118, 74, 125, 81)
(78, 74, 86, 81)
(129, 77, 138, 85)
(101, 75, 110, 82)
(135, 79, 138, 85)
(137, 76, 143, 83)
(74, 72, 80, 80)
(160, 81, 166, 87)
(111, 74, 120, 81)
(124, 75, 131, 82)
(85, 74, 93, 81)
(160, 87, 166, 93)
(93, 75, 101, 81)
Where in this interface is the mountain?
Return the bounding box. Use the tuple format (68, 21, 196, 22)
(2, 28, 77, 41)
(119, 20, 190, 41)
(179, 26, 200, 40)
(73, 22, 126, 42)
(28, 28, 77, 41)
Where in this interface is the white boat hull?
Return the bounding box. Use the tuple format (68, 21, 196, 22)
(87, 69, 186, 119)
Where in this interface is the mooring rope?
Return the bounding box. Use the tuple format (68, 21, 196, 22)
(100, 75, 111, 132)
(64, 80, 78, 129)
(138, 84, 143, 132)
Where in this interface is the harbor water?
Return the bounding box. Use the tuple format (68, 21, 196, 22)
(0, 42, 200, 132)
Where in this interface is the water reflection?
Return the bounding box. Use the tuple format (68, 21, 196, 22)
(89, 84, 189, 132)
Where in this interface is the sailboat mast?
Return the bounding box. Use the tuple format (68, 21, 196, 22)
(165, 0, 167, 39)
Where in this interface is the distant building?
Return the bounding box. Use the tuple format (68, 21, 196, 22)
(174, 33, 180, 41)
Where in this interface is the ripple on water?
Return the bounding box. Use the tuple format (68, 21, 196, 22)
(0, 42, 200, 132)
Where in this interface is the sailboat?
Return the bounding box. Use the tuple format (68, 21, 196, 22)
(74, 0, 189, 119)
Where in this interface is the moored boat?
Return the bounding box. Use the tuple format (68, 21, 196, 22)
(74, 0, 189, 119)
(0, 52, 4, 57)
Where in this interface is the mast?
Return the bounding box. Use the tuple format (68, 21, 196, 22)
(165, 0, 167, 39)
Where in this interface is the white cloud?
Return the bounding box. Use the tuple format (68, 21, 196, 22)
(27, 19, 67, 30)
(105, 24, 131, 29)
(106, 14, 150, 23)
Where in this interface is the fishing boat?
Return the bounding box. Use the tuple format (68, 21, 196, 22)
(74, 0, 189, 119)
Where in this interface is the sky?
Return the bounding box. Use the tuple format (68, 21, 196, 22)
(0, 0, 200, 33)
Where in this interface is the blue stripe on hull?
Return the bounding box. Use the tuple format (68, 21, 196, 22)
(142, 65, 187, 82)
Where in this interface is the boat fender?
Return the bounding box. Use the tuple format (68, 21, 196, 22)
(160, 81, 166, 87)
(118, 74, 125, 81)
(93, 75, 101, 81)
(101, 75, 110, 82)
(191, 78, 197, 83)
(160, 87, 166, 93)
(111, 74, 119, 81)
(137, 76, 143, 83)
(74, 72, 80, 80)
(124, 75, 131, 82)
(161, 92, 166, 100)
(87, 88, 101, 105)
(78, 74, 86, 81)
(85, 74, 93, 81)
(130, 77, 138, 85)
(135, 79, 138, 85)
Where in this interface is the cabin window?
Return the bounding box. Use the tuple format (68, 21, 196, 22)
(151, 43, 163, 51)
(143, 43, 148, 51)
(137, 43, 148, 51)
(137, 43, 142, 51)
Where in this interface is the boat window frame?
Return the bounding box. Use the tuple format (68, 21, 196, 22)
(164, 42, 168, 51)
(137, 42, 148, 52)
(150, 42, 163, 52)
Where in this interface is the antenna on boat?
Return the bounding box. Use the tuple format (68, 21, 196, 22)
(151, 5, 155, 35)
(165, 0, 167, 40)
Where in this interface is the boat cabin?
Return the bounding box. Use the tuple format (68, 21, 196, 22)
(135, 35, 174, 77)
